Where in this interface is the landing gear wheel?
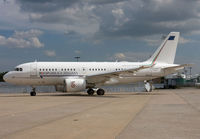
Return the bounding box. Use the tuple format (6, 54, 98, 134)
(97, 89, 105, 95)
(87, 88, 94, 95)
(30, 88, 36, 96)
(30, 91, 36, 96)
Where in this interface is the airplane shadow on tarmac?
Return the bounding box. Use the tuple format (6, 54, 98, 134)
(0, 91, 165, 98)
(0, 93, 119, 98)
(45, 93, 120, 98)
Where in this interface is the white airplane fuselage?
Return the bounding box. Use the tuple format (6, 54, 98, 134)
(4, 61, 176, 86)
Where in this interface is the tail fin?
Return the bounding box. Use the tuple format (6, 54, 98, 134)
(147, 32, 180, 64)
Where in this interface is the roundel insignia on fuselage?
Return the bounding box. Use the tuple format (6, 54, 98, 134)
(71, 81, 76, 88)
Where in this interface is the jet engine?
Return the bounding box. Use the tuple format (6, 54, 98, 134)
(55, 78, 86, 92)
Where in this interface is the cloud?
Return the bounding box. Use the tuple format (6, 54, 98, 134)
(74, 50, 81, 54)
(111, 8, 129, 26)
(16, 0, 124, 13)
(13, 29, 43, 38)
(0, 29, 44, 48)
(1, 0, 200, 41)
(142, 34, 163, 46)
(114, 53, 126, 60)
(179, 36, 192, 44)
(17, 1, 100, 35)
(44, 50, 56, 57)
(16, 0, 80, 13)
(112, 9, 124, 17)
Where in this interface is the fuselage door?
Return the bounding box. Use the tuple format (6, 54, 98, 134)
(30, 62, 37, 77)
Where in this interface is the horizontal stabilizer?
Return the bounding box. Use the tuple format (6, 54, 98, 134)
(163, 64, 193, 71)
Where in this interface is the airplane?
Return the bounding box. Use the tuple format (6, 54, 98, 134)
(3, 32, 190, 96)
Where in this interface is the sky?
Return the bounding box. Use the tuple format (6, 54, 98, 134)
(0, 0, 200, 74)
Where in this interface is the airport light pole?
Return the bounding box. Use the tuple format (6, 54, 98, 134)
(74, 56, 80, 62)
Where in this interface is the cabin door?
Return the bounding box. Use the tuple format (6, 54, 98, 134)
(30, 62, 37, 77)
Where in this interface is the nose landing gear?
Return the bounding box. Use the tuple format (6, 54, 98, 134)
(30, 88, 36, 96)
(96, 88, 105, 95)
(87, 88, 95, 95)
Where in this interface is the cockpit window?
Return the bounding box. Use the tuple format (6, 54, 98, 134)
(15, 68, 23, 71)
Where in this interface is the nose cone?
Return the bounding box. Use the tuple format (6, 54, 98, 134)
(3, 72, 13, 83)
(3, 73, 9, 82)
(3, 72, 20, 85)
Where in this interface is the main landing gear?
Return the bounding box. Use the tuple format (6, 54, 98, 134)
(87, 88, 95, 95)
(96, 88, 105, 95)
(87, 88, 105, 96)
(30, 88, 36, 96)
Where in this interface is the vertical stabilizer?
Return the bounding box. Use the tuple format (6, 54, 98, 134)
(147, 32, 180, 64)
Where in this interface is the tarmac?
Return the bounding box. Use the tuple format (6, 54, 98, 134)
(0, 88, 200, 139)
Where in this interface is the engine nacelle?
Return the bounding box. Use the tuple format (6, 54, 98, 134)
(55, 78, 86, 92)
(65, 78, 86, 92)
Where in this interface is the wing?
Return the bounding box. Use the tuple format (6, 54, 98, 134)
(86, 65, 152, 84)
